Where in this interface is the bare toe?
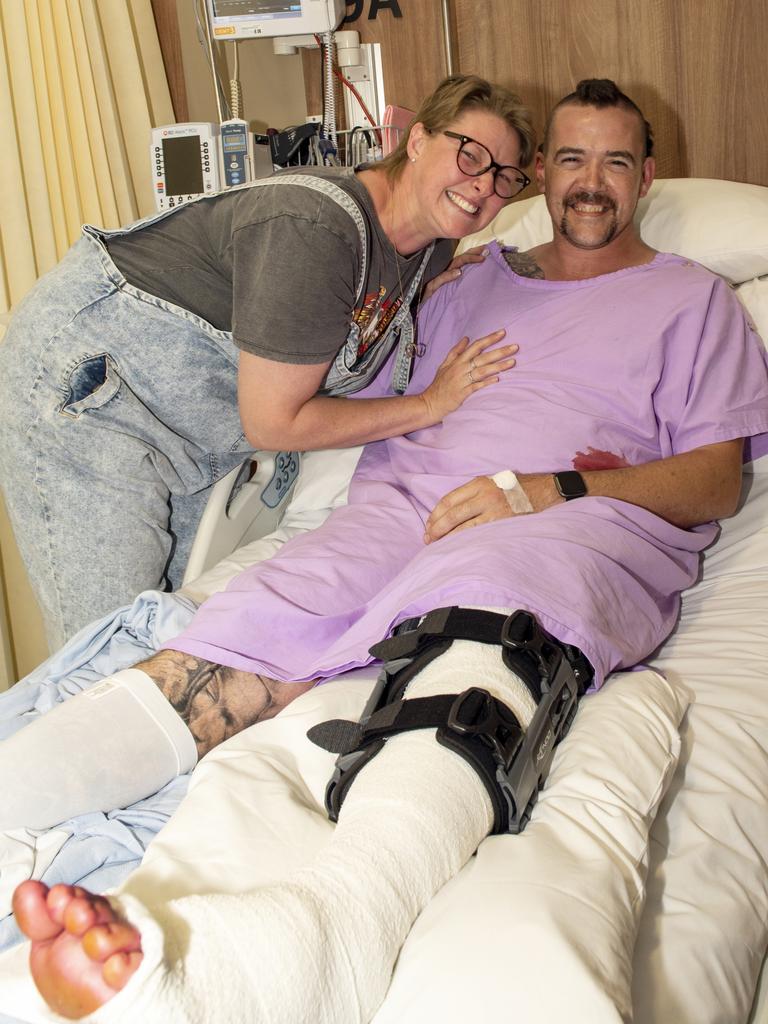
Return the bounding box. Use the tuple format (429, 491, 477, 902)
(46, 884, 88, 926)
(25, 890, 143, 1020)
(82, 921, 142, 963)
(12, 882, 62, 942)
(63, 894, 119, 937)
(102, 949, 143, 991)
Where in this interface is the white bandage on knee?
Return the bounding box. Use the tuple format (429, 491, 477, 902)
(490, 469, 534, 514)
(283, 609, 538, 1022)
(0, 669, 197, 831)
(91, 610, 536, 1024)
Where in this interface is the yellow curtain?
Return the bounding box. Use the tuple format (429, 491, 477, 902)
(0, 0, 176, 685)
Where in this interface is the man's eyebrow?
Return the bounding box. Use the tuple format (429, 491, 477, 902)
(605, 149, 637, 164)
(553, 145, 637, 165)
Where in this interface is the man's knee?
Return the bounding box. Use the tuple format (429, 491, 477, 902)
(310, 607, 593, 834)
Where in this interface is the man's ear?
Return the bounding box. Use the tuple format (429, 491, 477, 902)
(639, 156, 656, 198)
(535, 150, 546, 193)
(407, 122, 428, 161)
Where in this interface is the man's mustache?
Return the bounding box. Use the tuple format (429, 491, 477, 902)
(565, 191, 616, 210)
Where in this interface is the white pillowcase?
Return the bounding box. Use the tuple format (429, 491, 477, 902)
(735, 275, 768, 344)
(460, 178, 768, 285)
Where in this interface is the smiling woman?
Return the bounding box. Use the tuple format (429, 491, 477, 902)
(0, 74, 535, 651)
(359, 108, 528, 253)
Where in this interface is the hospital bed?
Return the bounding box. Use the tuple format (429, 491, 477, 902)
(1, 177, 767, 1023)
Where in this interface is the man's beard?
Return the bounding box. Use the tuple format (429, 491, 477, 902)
(559, 190, 619, 249)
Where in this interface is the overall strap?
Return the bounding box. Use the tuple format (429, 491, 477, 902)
(236, 173, 370, 306)
(389, 242, 435, 394)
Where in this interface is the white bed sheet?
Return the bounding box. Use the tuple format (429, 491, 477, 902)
(634, 470, 768, 1024)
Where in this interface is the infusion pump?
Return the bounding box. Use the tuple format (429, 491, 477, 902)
(151, 121, 256, 212)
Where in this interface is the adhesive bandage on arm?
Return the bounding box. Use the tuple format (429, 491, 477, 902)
(0, 669, 197, 831)
(490, 470, 534, 514)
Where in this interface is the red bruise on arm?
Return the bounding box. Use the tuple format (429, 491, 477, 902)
(572, 447, 631, 471)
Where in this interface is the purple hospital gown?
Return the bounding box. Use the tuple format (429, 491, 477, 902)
(168, 246, 768, 688)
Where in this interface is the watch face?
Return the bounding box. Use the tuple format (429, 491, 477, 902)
(555, 471, 587, 500)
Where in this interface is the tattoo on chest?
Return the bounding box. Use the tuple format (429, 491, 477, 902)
(503, 250, 545, 279)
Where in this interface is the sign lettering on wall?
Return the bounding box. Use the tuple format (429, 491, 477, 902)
(343, 0, 403, 23)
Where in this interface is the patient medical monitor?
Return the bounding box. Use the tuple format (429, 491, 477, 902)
(151, 123, 221, 212)
(206, 0, 345, 39)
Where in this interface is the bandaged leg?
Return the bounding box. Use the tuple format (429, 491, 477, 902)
(0, 669, 197, 830)
(15, 609, 539, 1023)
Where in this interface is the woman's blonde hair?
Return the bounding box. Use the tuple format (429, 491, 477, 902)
(378, 74, 535, 180)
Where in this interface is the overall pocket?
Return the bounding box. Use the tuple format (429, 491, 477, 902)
(59, 353, 121, 419)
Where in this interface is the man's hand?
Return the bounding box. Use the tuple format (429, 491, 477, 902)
(421, 245, 489, 303)
(424, 473, 559, 543)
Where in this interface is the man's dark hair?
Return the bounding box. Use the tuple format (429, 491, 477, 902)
(541, 79, 654, 158)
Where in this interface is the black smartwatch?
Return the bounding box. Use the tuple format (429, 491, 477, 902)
(553, 471, 587, 501)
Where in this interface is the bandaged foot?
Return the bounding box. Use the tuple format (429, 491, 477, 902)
(15, 615, 536, 1023)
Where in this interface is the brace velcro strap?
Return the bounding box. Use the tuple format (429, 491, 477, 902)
(307, 696, 456, 755)
(369, 608, 594, 705)
(309, 688, 525, 833)
(309, 692, 517, 756)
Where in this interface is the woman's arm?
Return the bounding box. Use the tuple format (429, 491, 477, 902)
(237, 332, 517, 451)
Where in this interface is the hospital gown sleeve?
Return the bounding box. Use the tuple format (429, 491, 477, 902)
(652, 274, 768, 456)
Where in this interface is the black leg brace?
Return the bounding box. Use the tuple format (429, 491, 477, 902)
(308, 608, 593, 834)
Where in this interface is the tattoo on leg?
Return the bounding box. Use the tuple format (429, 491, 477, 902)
(136, 650, 315, 758)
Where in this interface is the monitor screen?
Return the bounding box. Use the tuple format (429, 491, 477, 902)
(206, 0, 341, 38)
(162, 136, 205, 197)
(209, 0, 302, 26)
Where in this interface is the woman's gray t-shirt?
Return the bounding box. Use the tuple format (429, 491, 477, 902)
(106, 167, 453, 367)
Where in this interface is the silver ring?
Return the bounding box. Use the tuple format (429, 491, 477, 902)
(468, 368, 476, 384)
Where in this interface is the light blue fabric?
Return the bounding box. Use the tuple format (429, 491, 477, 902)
(0, 590, 197, 955)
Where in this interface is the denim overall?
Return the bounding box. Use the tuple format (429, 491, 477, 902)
(0, 176, 434, 649)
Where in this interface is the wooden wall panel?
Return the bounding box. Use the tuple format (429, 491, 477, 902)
(454, 0, 768, 185)
(345, 1, 449, 112)
(675, 0, 768, 185)
(150, 0, 188, 122)
(153, 1, 768, 184)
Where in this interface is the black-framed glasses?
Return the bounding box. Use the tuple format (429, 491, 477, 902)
(443, 131, 531, 199)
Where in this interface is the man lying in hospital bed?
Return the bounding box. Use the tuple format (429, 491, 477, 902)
(4, 79, 768, 1022)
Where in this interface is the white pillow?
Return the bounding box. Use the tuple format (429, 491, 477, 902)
(460, 178, 768, 285)
(735, 275, 768, 345)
